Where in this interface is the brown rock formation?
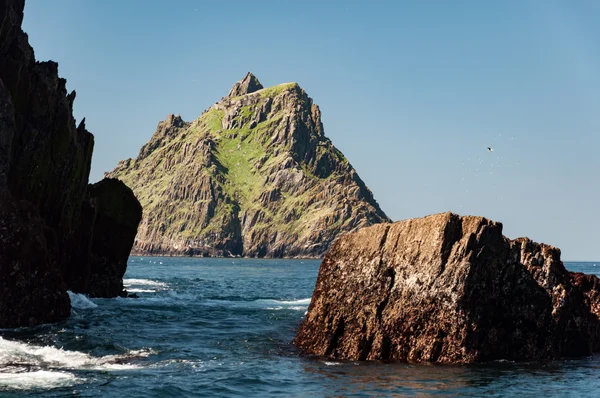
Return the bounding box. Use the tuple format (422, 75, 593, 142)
(0, 0, 141, 327)
(295, 212, 600, 363)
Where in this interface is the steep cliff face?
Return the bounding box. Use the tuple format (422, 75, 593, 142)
(108, 73, 389, 258)
(0, 0, 93, 326)
(294, 212, 600, 363)
(0, 0, 141, 327)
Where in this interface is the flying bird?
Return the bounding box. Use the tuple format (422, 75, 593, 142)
(487, 147, 493, 152)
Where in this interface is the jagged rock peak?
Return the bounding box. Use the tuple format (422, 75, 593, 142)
(228, 72, 264, 97)
(161, 113, 185, 129)
(135, 114, 189, 161)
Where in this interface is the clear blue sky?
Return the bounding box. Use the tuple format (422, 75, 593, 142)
(23, 0, 599, 260)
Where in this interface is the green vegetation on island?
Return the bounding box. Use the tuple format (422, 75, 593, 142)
(107, 73, 389, 257)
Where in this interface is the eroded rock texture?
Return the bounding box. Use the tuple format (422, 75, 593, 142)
(108, 73, 389, 258)
(0, 0, 141, 326)
(295, 212, 600, 363)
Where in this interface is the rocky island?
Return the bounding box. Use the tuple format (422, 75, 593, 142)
(0, 0, 141, 327)
(107, 73, 389, 258)
(295, 212, 600, 363)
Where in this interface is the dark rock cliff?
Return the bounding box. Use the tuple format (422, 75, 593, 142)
(0, 0, 141, 327)
(85, 179, 142, 298)
(294, 212, 600, 363)
(108, 73, 390, 258)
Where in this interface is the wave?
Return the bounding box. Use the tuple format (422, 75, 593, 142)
(67, 291, 98, 309)
(0, 370, 77, 390)
(113, 290, 311, 310)
(202, 297, 311, 311)
(113, 291, 201, 307)
(265, 306, 308, 311)
(123, 278, 169, 293)
(0, 337, 153, 390)
(0, 337, 152, 370)
(264, 298, 311, 306)
(123, 278, 168, 288)
(126, 289, 156, 293)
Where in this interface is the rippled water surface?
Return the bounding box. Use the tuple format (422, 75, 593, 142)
(1, 258, 599, 397)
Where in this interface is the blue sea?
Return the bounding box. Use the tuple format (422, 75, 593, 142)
(1, 258, 600, 397)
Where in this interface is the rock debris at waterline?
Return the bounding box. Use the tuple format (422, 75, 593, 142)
(108, 72, 389, 258)
(295, 212, 600, 363)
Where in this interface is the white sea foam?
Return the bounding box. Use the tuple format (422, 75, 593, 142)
(67, 291, 98, 309)
(123, 278, 168, 288)
(265, 306, 308, 311)
(0, 337, 154, 390)
(126, 289, 156, 293)
(323, 361, 342, 366)
(123, 278, 169, 293)
(202, 298, 311, 311)
(0, 370, 78, 390)
(273, 298, 311, 305)
(0, 337, 151, 371)
(261, 298, 310, 311)
(257, 298, 311, 306)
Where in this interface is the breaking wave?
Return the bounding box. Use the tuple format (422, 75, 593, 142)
(0, 337, 153, 390)
(67, 291, 98, 309)
(0, 369, 77, 390)
(266, 298, 311, 306)
(123, 278, 169, 293)
(201, 297, 311, 311)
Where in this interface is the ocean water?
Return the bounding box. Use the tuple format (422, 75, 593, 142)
(1, 258, 600, 397)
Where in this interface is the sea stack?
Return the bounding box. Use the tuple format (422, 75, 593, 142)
(294, 212, 600, 363)
(0, 0, 141, 327)
(107, 73, 389, 258)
